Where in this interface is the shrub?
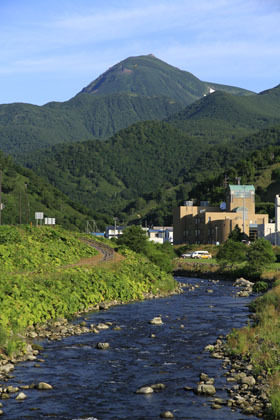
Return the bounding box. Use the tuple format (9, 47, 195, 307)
(253, 281, 268, 293)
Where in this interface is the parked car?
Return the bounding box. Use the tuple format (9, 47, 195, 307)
(191, 251, 212, 259)
(181, 252, 193, 258)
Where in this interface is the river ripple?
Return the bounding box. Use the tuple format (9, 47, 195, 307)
(4, 277, 259, 419)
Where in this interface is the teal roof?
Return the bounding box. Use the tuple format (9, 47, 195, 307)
(229, 185, 255, 192)
(232, 207, 248, 212)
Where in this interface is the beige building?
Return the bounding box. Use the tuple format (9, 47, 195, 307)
(173, 185, 269, 245)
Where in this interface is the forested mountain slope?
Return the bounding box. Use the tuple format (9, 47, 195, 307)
(166, 85, 280, 144)
(23, 122, 280, 225)
(0, 151, 109, 229)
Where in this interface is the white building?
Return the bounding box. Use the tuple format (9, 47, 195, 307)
(105, 225, 126, 239)
(257, 195, 280, 245)
(148, 227, 173, 244)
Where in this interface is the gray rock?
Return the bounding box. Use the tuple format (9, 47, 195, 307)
(241, 376, 256, 386)
(37, 382, 53, 390)
(96, 342, 110, 350)
(151, 383, 166, 390)
(149, 317, 163, 325)
(0, 364, 14, 374)
(199, 373, 210, 382)
(211, 403, 222, 409)
(97, 323, 110, 330)
(136, 386, 154, 394)
(7, 386, 19, 393)
(160, 411, 174, 418)
(196, 384, 216, 395)
(15, 392, 27, 400)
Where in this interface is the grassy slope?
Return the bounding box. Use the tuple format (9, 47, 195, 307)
(0, 226, 176, 356)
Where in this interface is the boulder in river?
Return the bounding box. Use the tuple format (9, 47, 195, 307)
(160, 411, 174, 418)
(96, 342, 110, 350)
(15, 392, 27, 400)
(196, 384, 216, 396)
(37, 382, 53, 390)
(136, 386, 154, 394)
(149, 317, 163, 325)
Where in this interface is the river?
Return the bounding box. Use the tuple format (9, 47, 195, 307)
(3, 277, 259, 419)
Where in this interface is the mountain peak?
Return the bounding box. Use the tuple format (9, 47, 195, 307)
(81, 55, 251, 105)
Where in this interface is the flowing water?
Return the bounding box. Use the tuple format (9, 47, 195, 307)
(4, 277, 259, 419)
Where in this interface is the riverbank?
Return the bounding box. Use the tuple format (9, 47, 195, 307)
(176, 257, 280, 419)
(0, 226, 178, 355)
(1, 276, 259, 420)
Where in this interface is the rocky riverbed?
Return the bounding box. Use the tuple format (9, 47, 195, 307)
(0, 277, 265, 419)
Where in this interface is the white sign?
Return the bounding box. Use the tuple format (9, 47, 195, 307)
(0, 203, 4, 210)
(45, 218, 56, 225)
(35, 212, 44, 220)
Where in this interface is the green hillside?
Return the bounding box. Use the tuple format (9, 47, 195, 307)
(166, 86, 280, 144)
(23, 121, 202, 216)
(0, 151, 109, 230)
(22, 120, 280, 226)
(0, 93, 182, 156)
(0, 54, 254, 157)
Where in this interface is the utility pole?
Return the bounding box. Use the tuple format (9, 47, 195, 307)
(19, 190, 22, 225)
(25, 183, 28, 224)
(242, 185, 245, 235)
(0, 167, 2, 226)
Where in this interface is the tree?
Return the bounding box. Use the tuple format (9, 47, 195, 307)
(246, 238, 276, 273)
(228, 225, 243, 242)
(117, 225, 148, 254)
(216, 239, 247, 267)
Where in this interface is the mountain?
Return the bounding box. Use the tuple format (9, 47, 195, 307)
(81, 54, 253, 103)
(0, 54, 254, 157)
(166, 85, 280, 144)
(0, 151, 109, 230)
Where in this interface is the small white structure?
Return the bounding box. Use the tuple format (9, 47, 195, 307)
(148, 227, 173, 244)
(257, 195, 280, 245)
(105, 225, 126, 239)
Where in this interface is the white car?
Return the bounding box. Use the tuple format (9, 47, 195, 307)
(181, 252, 193, 258)
(191, 251, 212, 259)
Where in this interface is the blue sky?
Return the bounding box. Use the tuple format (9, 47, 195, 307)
(1, 0, 280, 105)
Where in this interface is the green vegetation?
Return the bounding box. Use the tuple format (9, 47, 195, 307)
(0, 150, 110, 230)
(166, 87, 280, 144)
(20, 119, 280, 226)
(117, 225, 175, 273)
(216, 239, 247, 268)
(0, 226, 176, 356)
(0, 225, 97, 272)
(217, 238, 276, 276)
(23, 121, 202, 219)
(226, 279, 280, 418)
